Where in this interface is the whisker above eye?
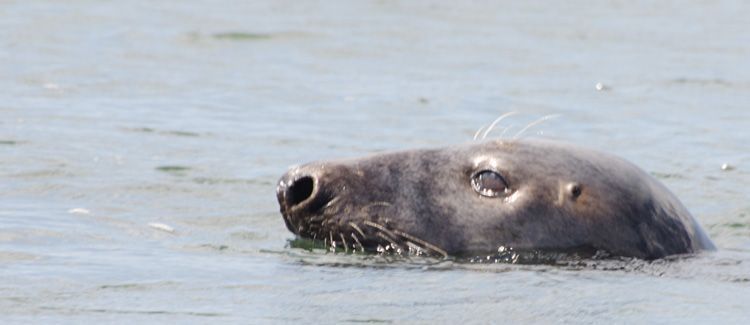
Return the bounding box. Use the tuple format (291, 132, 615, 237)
(499, 124, 515, 139)
(481, 111, 519, 140)
(473, 125, 486, 141)
(512, 114, 560, 140)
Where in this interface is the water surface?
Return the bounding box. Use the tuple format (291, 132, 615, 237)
(2, 0, 749, 323)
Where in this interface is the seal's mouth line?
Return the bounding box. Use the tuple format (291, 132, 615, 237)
(363, 221, 449, 258)
(298, 218, 449, 258)
(286, 209, 448, 258)
(390, 228, 449, 258)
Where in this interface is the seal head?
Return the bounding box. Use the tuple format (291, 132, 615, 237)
(276, 139, 715, 260)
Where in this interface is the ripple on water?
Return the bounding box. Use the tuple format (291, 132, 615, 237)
(0, 251, 40, 262)
(97, 281, 181, 291)
(280, 238, 750, 283)
(650, 171, 685, 180)
(190, 177, 268, 186)
(122, 127, 202, 137)
(37, 306, 226, 318)
(155, 166, 191, 176)
(182, 30, 314, 44)
(211, 32, 273, 41)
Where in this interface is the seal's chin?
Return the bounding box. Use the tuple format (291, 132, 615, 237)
(279, 204, 450, 257)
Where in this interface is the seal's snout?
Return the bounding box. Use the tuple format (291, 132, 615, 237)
(277, 169, 320, 214)
(277, 170, 316, 234)
(279, 175, 315, 209)
(277, 164, 339, 235)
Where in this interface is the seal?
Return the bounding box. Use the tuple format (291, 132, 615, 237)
(276, 139, 715, 260)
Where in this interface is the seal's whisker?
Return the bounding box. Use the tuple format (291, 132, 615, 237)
(473, 125, 486, 141)
(512, 114, 560, 140)
(481, 112, 519, 140)
(339, 233, 349, 253)
(374, 229, 400, 247)
(499, 124, 515, 139)
(329, 231, 336, 252)
(363, 220, 399, 242)
(404, 241, 426, 255)
(349, 222, 366, 239)
(360, 201, 392, 214)
(375, 232, 403, 252)
(392, 229, 449, 258)
(309, 214, 326, 222)
(323, 197, 340, 209)
(350, 232, 364, 252)
(362, 220, 449, 257)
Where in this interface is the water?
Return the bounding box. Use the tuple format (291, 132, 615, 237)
(2, 0, 749, 323)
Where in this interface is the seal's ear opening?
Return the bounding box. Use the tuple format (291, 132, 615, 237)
(567, 183, 582, 200)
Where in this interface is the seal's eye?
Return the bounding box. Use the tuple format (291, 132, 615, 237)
(471, 170, 510, 197)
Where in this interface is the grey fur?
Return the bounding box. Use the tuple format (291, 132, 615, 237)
(276, 139, 715, 260)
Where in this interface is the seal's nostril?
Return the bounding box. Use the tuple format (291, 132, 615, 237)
(287, 176, 314, 208)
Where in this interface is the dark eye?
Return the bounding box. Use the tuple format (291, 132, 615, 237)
(471, 170, 510, 197)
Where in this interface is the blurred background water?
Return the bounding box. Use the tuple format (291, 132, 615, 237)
(1, 0, 749, 323)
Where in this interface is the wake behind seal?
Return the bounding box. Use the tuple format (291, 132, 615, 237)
(276, 139, 715, 260)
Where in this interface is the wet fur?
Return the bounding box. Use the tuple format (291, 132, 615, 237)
(277, 139, 715, 260)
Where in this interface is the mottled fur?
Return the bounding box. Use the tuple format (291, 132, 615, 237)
(277, 139, 714, 260)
